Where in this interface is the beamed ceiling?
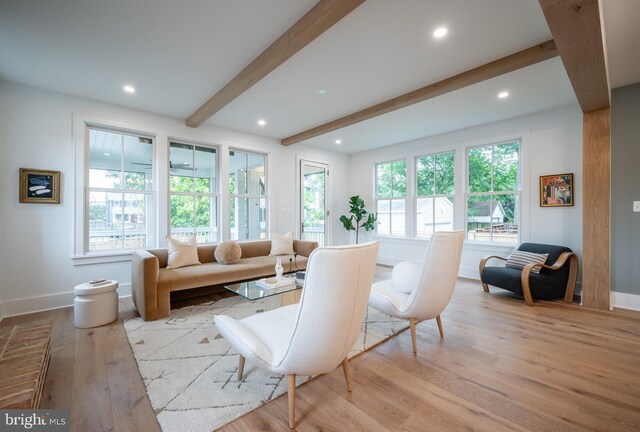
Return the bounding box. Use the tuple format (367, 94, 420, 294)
(1, 0, 638, 154)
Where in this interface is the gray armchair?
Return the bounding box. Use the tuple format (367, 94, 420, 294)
(479, 243, 578, 306)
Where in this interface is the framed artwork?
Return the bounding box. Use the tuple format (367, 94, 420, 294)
(19, 168, 61, 204)
(540, 173, 573, 207)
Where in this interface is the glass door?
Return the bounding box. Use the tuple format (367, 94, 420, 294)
(300, 160, 328, 246)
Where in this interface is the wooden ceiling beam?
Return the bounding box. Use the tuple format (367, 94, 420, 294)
(186, 0, 365, 128)
(281, 40, 559, 146)
(538, 0, 609, 112)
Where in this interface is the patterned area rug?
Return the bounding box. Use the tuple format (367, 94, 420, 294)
(124, 295, 408, 432)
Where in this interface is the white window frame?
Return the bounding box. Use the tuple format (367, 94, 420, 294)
(168, 141, 220, 243)
(228, 148, 268, 241)
(465, 139, 522, 244)
(374, 158, 407, 237)
(73, 114, 159, 264)
(414, 150, 455, 237)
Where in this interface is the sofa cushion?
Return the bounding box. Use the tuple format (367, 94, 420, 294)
(505, 250, 548, 274)
(482, 266, 568, 299)
(269, 231, 294, 256)
(166, 235, 200, 269)
(214, 240, 242, 264)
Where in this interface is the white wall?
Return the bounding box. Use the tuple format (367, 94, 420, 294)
(349, 104, 583, 280)
(0, 81, 350, 318)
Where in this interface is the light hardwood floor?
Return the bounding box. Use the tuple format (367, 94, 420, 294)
(2, 269, 640, 431)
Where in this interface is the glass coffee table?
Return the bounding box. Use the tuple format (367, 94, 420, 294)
(224, 276, 303, 301)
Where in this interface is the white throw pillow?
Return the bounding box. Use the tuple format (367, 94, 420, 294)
(505, 249, 548, 274)
(166, 235, 200, 269)
(391, 261, 421, 294)
(269, 231, 295, 256)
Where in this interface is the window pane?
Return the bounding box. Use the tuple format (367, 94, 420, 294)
(170, 143, 194, 192)
(390, 199, 406, 236)
(391, 161, 406, 198)
(195, 146, 216, 193)
(230, 197, 265, 240)
(493, 194, 519, 243)
(376, 200, 391, 235)
(247, 153, 266, 196)
(196, 196, 217, 243)
(493, 142, 519, 192)
(416, 197, 434, 237)
(376, 162, 392, 198)
(467, 195, 491, 241)
(123, 193, 147, 248)
(433, 196, 454, 233)
(435, 152, 455, 194)
(89, 129, 122, 189)
(171, 195, 195, 236)
(230, 151, 247, 195)
(468, 146, 492, 193)
(89, 191, 123, 251)
(123, 135, 152, 191)
(170, 175, 193, 193)
(416, 156, 435, 196)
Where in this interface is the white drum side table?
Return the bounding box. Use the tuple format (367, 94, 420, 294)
(74, 280, 119, 328)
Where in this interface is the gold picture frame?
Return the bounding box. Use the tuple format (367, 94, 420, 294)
(540, 173, 573, 207)
(19, 168, 61, 204)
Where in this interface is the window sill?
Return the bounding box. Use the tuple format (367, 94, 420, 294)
(71, 251, 134, 266)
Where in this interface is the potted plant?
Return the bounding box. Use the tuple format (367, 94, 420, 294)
(339, 195, 377, 244)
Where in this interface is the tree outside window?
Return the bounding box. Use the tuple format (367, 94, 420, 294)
(466, 141, 520, 243)
(169, 142, 218, 243)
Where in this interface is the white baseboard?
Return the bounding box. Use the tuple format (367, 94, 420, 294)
(0, 282, 131, 319)
(611, 291, 640, 311)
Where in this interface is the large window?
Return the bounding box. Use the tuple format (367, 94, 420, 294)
(229, 150, 267, 240)
(466, 140, 520, 243)
(88, 128, 154, 251)
(169, 142, 218, 243)
(375, 159, 406, 236)
(415, 151, 455, 237)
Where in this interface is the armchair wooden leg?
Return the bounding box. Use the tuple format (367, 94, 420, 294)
(237, 355, 245, 381)
(409, 318, 417, 354)
(564, 254, 579, 303)
(288, 374, 296, 429)
(341, 358, 353, 392)
(522, 280, 535, 306)
(481, 282, 490, 293)
(435, 315, 444, 338)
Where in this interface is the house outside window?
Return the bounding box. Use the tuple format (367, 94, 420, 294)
(169, 142, 219, 243)
(375, 159, 406, 236)
(466, 140, 520, 243)
(229, 150, 267, 240)
(415, 151, 455, 237)
(88, 128, 154, 251)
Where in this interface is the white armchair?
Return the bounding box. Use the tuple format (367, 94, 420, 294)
(368, 231, 464, 354)
(215, 241, 379, 429)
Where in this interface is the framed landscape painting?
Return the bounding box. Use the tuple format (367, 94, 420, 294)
(19, 168, 61, 204)
(540, 173, 573, 207)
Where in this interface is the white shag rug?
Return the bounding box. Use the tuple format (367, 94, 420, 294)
(124, 295, 408, 431)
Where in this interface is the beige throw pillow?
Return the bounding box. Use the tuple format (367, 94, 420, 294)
(166, 235, 200, 269)
(269, 231, 294, 256)
(214, 241, 242, 265)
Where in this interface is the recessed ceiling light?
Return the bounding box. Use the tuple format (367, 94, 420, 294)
(123, 85, 136, 94)
(335, 139, 342, 145)
(257, 119, 267, 126)
(498, 91, 510, 99)
(315, 88, 327, 95)
(433, 27, 448, 38)
(103, 152, 110, 156)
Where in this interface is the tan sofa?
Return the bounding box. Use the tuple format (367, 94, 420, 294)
(131, 239, 318, 321)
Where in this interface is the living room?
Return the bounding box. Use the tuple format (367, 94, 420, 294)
(1, 0, 639, 431)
